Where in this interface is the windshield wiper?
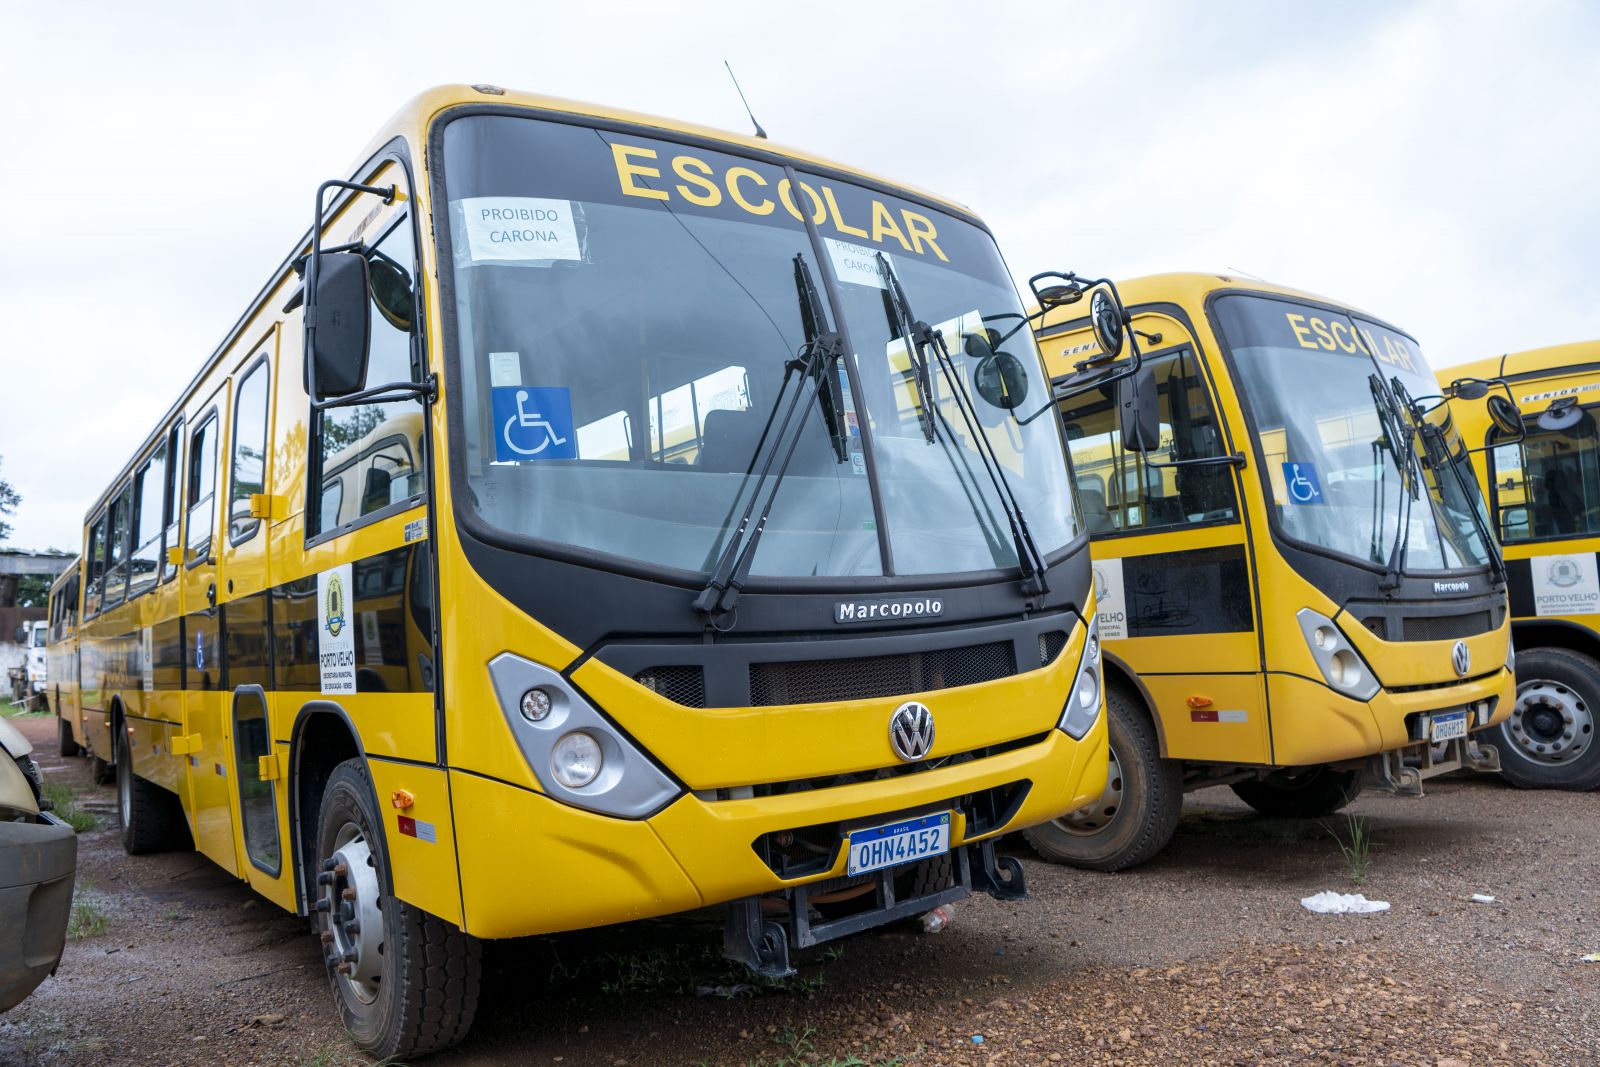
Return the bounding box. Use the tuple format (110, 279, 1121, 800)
(794, 254, 851, 463)
(1370, 373, 1418, 591)
(1390, 377, 1507, 588)
(875, 254, 1049, 597)
(693, 256, 847, 621)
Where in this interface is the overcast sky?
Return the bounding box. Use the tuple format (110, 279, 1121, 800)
(2, 0, 1596, 553)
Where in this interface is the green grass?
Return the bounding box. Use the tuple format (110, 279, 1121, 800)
(1, 695, 51, 718)
(42, 780, 96, 833)
(1324, 813, 1374, 884)
(67, 889, 110, 940)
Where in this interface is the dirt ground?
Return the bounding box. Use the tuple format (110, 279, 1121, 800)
(2, 710, 1596, 1067)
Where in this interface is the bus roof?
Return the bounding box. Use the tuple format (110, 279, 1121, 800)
(81, 85, 986, 524)
(1447, 340, 1600, 385)
(1035, 271, 1391, 331)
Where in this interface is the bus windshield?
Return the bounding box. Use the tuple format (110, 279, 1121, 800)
(437, 114, 1077, 579)
(1213, 293, 1491, 572)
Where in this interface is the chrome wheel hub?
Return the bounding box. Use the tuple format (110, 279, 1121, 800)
(319, 824, 385, 1003)
(1054, 743, 1124, 835)
(1509, 679, 1594, 765)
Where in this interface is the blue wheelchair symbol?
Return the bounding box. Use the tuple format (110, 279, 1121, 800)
(492, 387, 577, 461)
(1281, 461, 1324, 505)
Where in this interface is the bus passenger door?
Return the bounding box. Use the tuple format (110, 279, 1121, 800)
(218, 345, 290, 905)
(179, 386, 241, 877)
(1055, 317, 1270, 764)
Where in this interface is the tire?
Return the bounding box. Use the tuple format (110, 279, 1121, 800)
(59, 716, 82, 758)
(116, 726, 191, 855)
(1491, 647, 1600, 791)
(1230, 765, 1364, 818)
(314, 758, 481, 1060)
(1022, 686, 1182, 872)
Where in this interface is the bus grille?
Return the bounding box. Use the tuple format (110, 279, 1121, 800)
(1402, 611, 1494, 642)
(633, 665, 706, 708)
(749, 640, 1017, 707)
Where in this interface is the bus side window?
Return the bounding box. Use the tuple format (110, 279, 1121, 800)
(103, 483, 132, 608)
(1060, 349, 1237, 534)
(84, 515, 105, 614)
(1494, 410, 1600, 542)
(186, 413, 220, 563)
(130, 440, 167, 597)
(312, 215, 423, 537)
(161, 420, 184, 582)
(229, 359, 272, 545)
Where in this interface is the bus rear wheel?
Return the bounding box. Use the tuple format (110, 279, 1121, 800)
(314, 759, 481, 1060)
(1230, 765, 1364, 818)
(1022, 687, 1182, 872)
(116, 727, 191, 855)
(1492, 647, 1600, 791)
(58, 716, 81, 758)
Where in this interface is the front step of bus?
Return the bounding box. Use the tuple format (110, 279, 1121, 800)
(1367, 736, 1501, 797)
(723, 839, 1025, 978)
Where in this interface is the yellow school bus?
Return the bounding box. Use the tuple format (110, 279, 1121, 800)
(45, 563, 83, 759)
(1027, 271, 1515, 870)
(67, 85, 1107, 1057)
(1442, 341, 1600, 789)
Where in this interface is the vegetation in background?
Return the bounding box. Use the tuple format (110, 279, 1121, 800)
(42, 780, 96, 833)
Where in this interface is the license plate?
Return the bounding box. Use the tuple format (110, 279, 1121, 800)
(846, 812, 951, 877)
(1430, 709, 1469, 742)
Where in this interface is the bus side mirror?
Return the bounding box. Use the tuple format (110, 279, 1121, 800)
(1488, 395, 1525, 437)
(1089, 289, 1127, 360)
(1117, 365, 1161, 452)
(304, 251, 372, 400)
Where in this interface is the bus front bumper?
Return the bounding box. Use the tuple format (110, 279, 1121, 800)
(1268, 666, 1515, 767)
(449, 724, 1105, 940)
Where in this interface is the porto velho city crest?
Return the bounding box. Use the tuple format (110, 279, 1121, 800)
(324, 573, 348, 638)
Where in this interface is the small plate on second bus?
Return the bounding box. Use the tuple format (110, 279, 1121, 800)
(845, 812, 951, 877)
(1429, 709, 1469, 742)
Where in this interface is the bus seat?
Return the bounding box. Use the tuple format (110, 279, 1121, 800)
(1080, 486, 1114, 533)
(697, 409, 763, 472)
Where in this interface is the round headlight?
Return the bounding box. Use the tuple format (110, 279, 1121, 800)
(1330, 649, 1362, 689)
(1314, 626, 1337, 651)
(551, 731, 603, 788)
(1075, 668, 1100, 711)
(520, 687, 553, 722)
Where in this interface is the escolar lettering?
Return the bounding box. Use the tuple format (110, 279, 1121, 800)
(611, 143, 948, 262)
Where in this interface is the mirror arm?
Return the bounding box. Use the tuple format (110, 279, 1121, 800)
(1143, 453, 1248, 471)
(311, 374, 437, 412)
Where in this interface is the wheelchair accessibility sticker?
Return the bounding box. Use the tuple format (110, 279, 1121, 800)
(493, 386, 577, 461)
(1281, 462, 1324, 505)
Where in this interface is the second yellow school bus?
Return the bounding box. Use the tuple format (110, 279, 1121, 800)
(1029, 271, 1514, 870)
(1444, 341, 1600, 790)
(66, 85, 1107, 1057)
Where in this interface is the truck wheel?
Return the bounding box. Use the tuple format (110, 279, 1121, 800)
(1492, 647, 1600, 791)
(117, 727, 192, 855)
(1230, 765, 1364, 817)
(59, 716, 81, 758)
(1022, 686, 1182, 872)
(315, 758, 481, 1060)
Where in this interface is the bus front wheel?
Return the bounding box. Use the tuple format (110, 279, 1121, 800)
(314, 759, 482, 1060)
(1022, 687, 1182, 872)
(1230, 765, 1364, 818)
(1492, 647, 1600, 791)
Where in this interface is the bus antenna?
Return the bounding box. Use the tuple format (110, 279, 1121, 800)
(724, 61, 768, 139)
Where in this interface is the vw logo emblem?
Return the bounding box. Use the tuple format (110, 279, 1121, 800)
(1452, 640, 1471, 678)
(889, 701, 935, 762)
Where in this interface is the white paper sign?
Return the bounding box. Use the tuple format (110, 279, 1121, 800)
(141, 627, 154, 692)
(1531, 553, 1600, 616)
(318, 562, 358, 694)
(489, 352, 522, 387)
(459, 197, 581, 263)
(827, 238, 890, 289)
(1093, 557, 1128, 640)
